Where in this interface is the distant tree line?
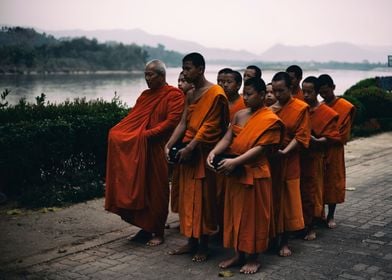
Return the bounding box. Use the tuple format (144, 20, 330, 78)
(0, 27, 184, 74)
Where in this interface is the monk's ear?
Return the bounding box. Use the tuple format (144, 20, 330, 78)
(197, 65, 205, 75)
(332, 84, 336, 91)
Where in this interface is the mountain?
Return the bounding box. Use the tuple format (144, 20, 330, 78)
(45, 28, 260, 62)
(260, 42, 390, 63)
(45, 28, 390, 63)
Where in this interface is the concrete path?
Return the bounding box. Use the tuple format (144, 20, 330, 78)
(1, 132, 391, 279)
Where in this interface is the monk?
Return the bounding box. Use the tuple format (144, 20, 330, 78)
(265, 82, 277, 107)
(165, 52, 229, 262)
(207, 77, 283, 274)
(270, 71, 310, 256)
(286, 65, 304, 101)
(243, 65, 262, 81)
(301, 76, 340, 240)
(105, 60, 185, 246)
(169, 72, 194, 216)
(217, 68, 232, 88)
(319, 74, 355, 229)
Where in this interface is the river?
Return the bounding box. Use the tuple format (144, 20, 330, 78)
(1, 66, 391, 107)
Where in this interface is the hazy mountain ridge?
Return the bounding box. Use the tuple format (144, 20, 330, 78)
(45, 28, 391, 63)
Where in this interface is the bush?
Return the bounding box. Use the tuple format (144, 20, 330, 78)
(0, 95, 129, 207)
(340, 95, 366, 126)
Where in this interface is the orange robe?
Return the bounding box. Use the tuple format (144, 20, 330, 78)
(300, 104, 340, 226)
(178, 85, 229, 238)
(293, 88, 305, 101)
(271, 98, 310, 233)
(105, 85, 184, 235)
(323, 98, 355, 204)
(223, 107, 283, 254)
(216, 95, 247, 231)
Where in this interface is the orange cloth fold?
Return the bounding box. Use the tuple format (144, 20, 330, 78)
(105, 85, 184, 234)
(179, 85, 229, 238)
(271, 98, 310, 233)
(323, 98, 355, 204)
(222, 107, 283, 254)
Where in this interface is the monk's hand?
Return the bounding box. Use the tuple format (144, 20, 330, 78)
(206, 153, 215, 170)
(164, 144, 171, 161)
(217, 159, 237, 175)
(277, 149, 286, 157)
(178, 146, 192, 162)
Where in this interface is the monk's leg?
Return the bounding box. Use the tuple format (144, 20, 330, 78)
(304, 223, 316, 241)
(129, 229, 152, 242)
(146, 232, 164, 246)
(240, 253, 261, 274)
(327, 204, 337, 229)
(219, 251, 245, 269)
(279, 232, 292, 257)
(168, 237, 198, 255)
(192, 235, 209, 262)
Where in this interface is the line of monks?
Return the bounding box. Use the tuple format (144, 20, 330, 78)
(105, 53, 355, 274)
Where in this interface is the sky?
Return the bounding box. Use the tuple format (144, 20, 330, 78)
(0, 0, 391, 53)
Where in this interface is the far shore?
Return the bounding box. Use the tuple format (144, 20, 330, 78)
(0, 70, 144, 76)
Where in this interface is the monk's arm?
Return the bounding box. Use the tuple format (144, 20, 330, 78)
(217, 146, 264, 174)
(207, 126, 233, 168)
(165, 99, 188, 157)
(144, 92, 184, 139)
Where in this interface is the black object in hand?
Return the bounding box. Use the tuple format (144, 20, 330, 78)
(212, 154, 238, 170)
(168, 142, 188, 163)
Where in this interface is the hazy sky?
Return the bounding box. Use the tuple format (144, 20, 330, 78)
(1, 0, 391, 53)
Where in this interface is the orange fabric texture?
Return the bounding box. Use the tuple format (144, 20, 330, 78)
(223, 107, 283, 254)
(324, 98, 355, 204)
(300, 104, 340, 225)
(105, 85, 184, 235)
(271, 97, 310, 233)
(229, 96, 246, 121)
(179, 85, 229, 238)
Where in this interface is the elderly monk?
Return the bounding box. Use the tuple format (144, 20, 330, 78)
(208, 77, 283, 274)
(286, 65, 304, 101)
(270, 71, 311, 257)
(105, 60, 185, 246)
(301, 76, 340, 241)
(166, 53, 229, 262)
(319, 74, 355, 229)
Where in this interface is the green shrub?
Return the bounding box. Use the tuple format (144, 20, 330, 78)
(340, 95, 367, 125)
(0, 96, 129, 207)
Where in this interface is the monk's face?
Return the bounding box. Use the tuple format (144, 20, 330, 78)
(265, 84, 277, 106)
(243, 69, 256, 81)
(243, 85, 264, 110)
(223, 73, 240, 97)
(319, 84, 336, 103)
(272, 80, 291, 105)
(178, 74, 193, 94)
(287, 71, 301, 88)
(302, 82, 318, 106)
(217, 73, 226, 88)
(182, 61, 203, 83)
(145, 64, 165, 90)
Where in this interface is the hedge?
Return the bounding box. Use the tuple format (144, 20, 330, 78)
(0, 94, 128, 207)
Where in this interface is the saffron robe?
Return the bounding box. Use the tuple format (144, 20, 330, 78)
(323, 98, 355, 204)
(223, 107, 283, 254)
(300, 104, 340, 226)
(216, 95, 246, 230)
(271, 98, 310, 233)
(105, 85, 184, 235)
(178, 85, 229, 238)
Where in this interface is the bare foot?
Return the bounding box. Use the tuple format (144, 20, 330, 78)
(240, 260, 261, 274)
(304, 230, 317, 241)
(192, 248, 209, 262)
(168, 243, 197, 255)
(327, 218, 337, 229)
(146, 236, 164, 246)
(279, 245, 292, 257)
(218, 255, 244, 269)
(129, 230, 152, 242)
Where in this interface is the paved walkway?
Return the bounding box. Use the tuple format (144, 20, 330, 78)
(1, 132, 391, 280)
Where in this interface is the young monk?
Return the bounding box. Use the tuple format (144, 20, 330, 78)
(217, 68, 232, 88)
(300, 76, 340, 240)
(318, 74, 355, 229)
(207, 77, 283, 274)
(286, 65, 304, 101)
(165, 52, 229, 262)
(265, 82, 277, 107)
(270, 71, 311, 256)
(243, 65, 262, 81)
